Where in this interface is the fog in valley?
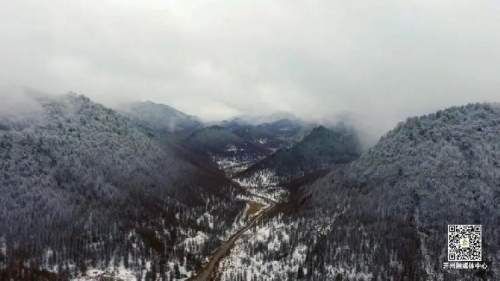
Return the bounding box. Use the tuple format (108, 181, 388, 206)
(2, 2, 500, 281)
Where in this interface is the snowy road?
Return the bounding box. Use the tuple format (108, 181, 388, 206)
(188, 198, 276, 281)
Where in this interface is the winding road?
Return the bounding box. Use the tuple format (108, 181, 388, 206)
(188, 194, 277, 281)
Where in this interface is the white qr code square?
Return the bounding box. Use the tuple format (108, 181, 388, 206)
(448, 225, 482, 261)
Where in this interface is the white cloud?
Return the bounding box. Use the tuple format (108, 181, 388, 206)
(1, 0, 500, 139)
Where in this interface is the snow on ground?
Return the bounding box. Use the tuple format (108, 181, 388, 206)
(234, 168, 289, 202)
(220, 177, 288, 241)
(72, 261, 198, 281)
(244, 186, 288, 203)
(257, 138, 268, 144)
(217, 215, 306, 281)
(196, 211, 214, 229)
(226, 145, 239, 153)
(216, 212, 376, 281)
(292, 244, 308, 264)
(211, 155, 254, 176)
(178, 231, 208, 254)
(167, 259, 193, 281)
(235, 169, 279, 188)
(324, 265, 374, 281)
(235, 194, 270, 207)
(72, 265, 137, 281)
(219, 195, 271, 241)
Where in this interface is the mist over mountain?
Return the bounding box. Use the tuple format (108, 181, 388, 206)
(2, 0, 500, 279)
(210, 103, 500, 281)
(221, 112, 303, 126)
(184, 118, 310, 176)
(296, 103, 500, 280)
(239, 125, 362, 180)
(120, 101, 202, 137)
(0, 86, 499, 281)
(4, 1, 500, 135)
(0, 92, 242, 280)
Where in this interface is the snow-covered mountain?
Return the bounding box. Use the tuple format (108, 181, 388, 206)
(3, 95, 498, 281)
(301, 103, 500, 280)
(185, 119, 310, 175)
(237, 125, 362, 184)
(217, 104, 500, 281)
(0, 93, 242, 280)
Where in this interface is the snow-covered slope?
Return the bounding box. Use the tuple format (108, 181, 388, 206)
(212, 104, 500, 281)
(185, 118, 312, 176)
(238, 125, 362, 184)
(0, 93, 242, 280)
(303, 103, 500, 280)
(184, 125, 273, 175)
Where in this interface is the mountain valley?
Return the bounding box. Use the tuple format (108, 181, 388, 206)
(0, 93, 498, 281)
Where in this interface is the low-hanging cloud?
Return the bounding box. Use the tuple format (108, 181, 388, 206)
(1, 0, 500, 141)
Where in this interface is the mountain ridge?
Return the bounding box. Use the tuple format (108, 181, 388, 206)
(0, 92, 242, 280)
(301, 103, 500, 280)
(237, 124, 362, 182)
(120, 100, 203, 137)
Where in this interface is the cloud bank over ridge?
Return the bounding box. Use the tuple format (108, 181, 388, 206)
(1, 0, 500, 140)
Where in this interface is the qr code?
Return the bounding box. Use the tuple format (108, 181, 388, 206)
(448, 225, 482, 261)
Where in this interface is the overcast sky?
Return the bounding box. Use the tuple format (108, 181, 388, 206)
(1, 0, 500, 138)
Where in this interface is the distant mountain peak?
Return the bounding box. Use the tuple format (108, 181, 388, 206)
(309, 125, 328, 133)
(238, 124, 362, 180)
(120, 100, 202, 134)
(228, 112, 302, 125)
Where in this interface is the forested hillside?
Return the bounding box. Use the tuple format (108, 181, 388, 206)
(0, 93, 242, 280)
(217, 104, 500, 281)
(300, 103, 500, 280)
(184, 117, 311, 176)
(237, 125, 362, 184)
(2, 96, 498, 281)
